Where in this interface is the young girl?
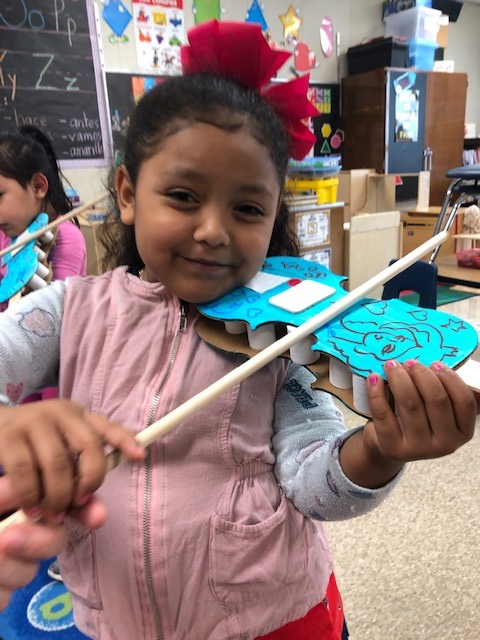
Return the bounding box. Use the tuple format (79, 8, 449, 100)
(0, 125, 87, 307)
(0, 21, 476, 640)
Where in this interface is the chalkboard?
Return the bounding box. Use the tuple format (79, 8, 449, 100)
(0, 1, 108, 167)
(104, 70, 164, 163)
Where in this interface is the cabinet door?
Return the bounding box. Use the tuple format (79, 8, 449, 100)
(424, 72, 467, 205)
(341, 68, 387, 173)
(385, 70, 427, 174)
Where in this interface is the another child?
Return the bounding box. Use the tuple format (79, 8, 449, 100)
(0, 21, 476, 640)
(0, 125, 87, 306)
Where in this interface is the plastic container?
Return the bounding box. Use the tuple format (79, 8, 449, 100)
(288, 155, 342, 178)
(347, 37, 407, 75)
(408, 38, 438, 70)
(385, 6, 442, 43)
(382, 0, 432, 21)
(285, 176, 339, 205)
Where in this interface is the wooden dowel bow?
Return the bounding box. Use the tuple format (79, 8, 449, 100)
(0, 230, 449, 533)
(0, 192, 110, 260)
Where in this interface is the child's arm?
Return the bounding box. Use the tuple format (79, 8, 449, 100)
(339, 360, 476, 489)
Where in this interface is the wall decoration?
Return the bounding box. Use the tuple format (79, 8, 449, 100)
(320, 16, 334, 57)
(192, 0, 221, 24)
(246, 0, 268, 31)
(294, 41, 316, 72)
(132, 0, 185, 73)
(279, 5, 302, 41)
(101, 0, 132, 42)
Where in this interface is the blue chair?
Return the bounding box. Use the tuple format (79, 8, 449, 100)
(382, 259, 438, 309)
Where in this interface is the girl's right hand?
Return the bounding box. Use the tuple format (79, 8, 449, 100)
(0, 399, 145, 522)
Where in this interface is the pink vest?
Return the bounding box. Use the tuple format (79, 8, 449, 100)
(59, 268, 333, 640)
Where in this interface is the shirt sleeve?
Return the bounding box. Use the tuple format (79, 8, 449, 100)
(49, 221, 87, 280)
(273, 363, 403, 521)
(0, 280, 67, 404)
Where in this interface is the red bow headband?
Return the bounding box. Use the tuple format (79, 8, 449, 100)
(180, 20, 319, 161)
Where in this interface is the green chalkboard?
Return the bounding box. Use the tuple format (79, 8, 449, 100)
(0, 1, 108, 166)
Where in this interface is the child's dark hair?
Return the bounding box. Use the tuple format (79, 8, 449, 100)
(0, 126, 73, 220)
(101, 73, 299, 272)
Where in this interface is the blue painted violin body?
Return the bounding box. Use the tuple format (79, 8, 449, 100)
(0, 213, 50, 304)
(198, 257, 478, 380)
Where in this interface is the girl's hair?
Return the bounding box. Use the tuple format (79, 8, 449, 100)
(0, 126, 74, 220)
(100, 73, 299, 271)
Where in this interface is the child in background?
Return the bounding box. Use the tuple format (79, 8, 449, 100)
(0, 21, 476, 640)
(0, 125, 88, 581)
(0, 125, 87, 306)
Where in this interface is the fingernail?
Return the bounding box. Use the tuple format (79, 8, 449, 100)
(404, 359, 417, 368)
(433, 362, 445, 371)
(369, 374, 379, 385)
(53, 512, 66, 524)
(24, 506, 42, 519)
(76, 494, 92, 507)
(385, 360, 397, 369)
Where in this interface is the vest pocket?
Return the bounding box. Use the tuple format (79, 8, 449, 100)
(209, 494, 308, 605)
(59, 517, 102, 609)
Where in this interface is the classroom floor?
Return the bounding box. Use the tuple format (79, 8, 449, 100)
(327, 290, 480, 640)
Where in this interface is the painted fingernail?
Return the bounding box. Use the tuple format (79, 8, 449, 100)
(76, 494, 92, 507)
(369, 374, 379, 385)
(433, 362, 445, 371)
(24, 506, 42, 518)
(53, 512, 66, 524)
(385, 360, 397, 369)
(404, 359, 417, 368)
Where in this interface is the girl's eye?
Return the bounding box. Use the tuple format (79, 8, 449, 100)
(235, 203, 266, 217)
(166, 190, 197, 204)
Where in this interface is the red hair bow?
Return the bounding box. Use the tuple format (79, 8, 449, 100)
(180, 20, 319, 160)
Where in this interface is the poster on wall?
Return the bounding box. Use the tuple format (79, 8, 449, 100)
(132, 0, 185, 74)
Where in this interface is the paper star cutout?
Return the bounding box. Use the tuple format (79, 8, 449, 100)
(279, 5, 302, 40)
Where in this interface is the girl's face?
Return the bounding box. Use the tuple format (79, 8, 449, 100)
(0, 173, 48, 238)
(117, 122, 282, 304)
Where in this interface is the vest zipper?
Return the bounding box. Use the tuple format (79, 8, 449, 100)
(143, 304, 187, 640)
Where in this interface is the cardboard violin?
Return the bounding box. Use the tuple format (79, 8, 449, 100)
(197, 256, 479, 416)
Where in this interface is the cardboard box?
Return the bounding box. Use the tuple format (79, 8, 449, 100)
(289, 202, 344, 274)
(401, 209, 457, 259)
(79, 216, 106, 275)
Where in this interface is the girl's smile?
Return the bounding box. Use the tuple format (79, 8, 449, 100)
(116, 121, 282, 304)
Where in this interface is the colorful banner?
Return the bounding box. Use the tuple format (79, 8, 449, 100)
(132, 0, 185, 74)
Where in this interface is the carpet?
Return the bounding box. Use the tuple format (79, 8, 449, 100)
(0, 558, 89, 640)
(400, 284, 478, 307)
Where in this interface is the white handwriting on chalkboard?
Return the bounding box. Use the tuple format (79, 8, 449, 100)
(0, 0, 77, 47)
(0, 52, 17, 103)
(31, 53, 78, 92)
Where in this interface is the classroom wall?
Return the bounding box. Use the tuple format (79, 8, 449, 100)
(65, 0, 480, 202)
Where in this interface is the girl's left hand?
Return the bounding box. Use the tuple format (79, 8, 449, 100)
(365, 359, 476, 464)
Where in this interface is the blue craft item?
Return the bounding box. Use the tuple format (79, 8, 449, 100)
(197, 256, 478, 381)
(101, 0, 132, 38)
(0, 213, 49, 304)
(245, 0, 268, 31)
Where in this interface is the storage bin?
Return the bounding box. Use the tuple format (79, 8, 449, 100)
(385, 6, 442, 42)
(408, 38, 438, 70)
(382, 0, 432, 21)
(285, 176, 339, 205)
(347, 37, 407, 75)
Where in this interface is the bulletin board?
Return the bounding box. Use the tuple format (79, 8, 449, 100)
(0, 1, 109, 167)
(104, 70, 165, 162)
